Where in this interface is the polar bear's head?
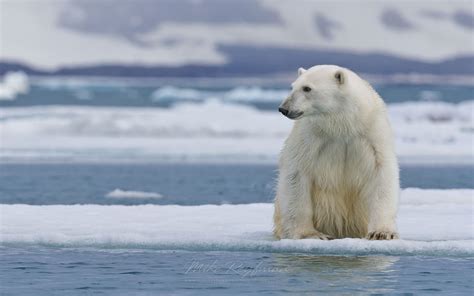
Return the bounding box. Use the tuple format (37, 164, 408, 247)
(279, 65, 367, 120)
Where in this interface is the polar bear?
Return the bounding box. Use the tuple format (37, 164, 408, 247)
(273, 65, 399, 240)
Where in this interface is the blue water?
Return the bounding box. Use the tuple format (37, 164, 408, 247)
(1, 247, 472, 295)
(1, 77, 472, 109)
(0, 163, 472, 205)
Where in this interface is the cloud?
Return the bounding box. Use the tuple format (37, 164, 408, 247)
(419, 9, 449, 20)
(380, 8, 415, 31)
(314, 13, 343, 40)
(453, 10, 474, 30)
(58, 0, 281, 46)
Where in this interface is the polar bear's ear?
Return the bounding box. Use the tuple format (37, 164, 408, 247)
(298, 67, 307, 76)
(335, 70, 344, 85)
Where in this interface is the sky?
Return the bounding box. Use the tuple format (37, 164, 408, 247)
(0, 0, 473, 70)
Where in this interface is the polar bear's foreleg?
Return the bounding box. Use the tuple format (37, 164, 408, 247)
(275, 170, 333, 240)
(364, 168, 399, 240)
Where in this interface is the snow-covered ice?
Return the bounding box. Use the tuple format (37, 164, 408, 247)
(1, 100, 472, 163)
(1, 189, 472, 256)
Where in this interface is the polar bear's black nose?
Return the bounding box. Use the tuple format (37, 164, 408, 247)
(279, 107, 289, 116)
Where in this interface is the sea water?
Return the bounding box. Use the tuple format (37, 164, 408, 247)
(1, 247, 472, 295)
(0, 163, 473, 205)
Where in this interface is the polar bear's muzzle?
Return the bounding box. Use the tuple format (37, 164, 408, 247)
(278, 107, 303, 119)
(278, 107, 303, 120)
(279, 95, 304, 120)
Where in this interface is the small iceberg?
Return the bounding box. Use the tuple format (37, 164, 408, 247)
(105, 189, 163, 199)
(0, 71, 30, 100)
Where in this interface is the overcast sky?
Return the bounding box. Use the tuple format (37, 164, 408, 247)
(1, 0, 472, 69)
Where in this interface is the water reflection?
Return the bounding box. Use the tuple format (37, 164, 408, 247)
(271, 254, 399, 293)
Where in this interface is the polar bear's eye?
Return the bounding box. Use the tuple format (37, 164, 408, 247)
(302, 86, 312, 92)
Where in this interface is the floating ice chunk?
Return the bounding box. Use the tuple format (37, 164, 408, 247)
(105, 189, 163, 199)
(151, 86, 204, 101)
(150, 86, 288, 103)
(223, 87, 288, 102)
(0, 71, 30, 100)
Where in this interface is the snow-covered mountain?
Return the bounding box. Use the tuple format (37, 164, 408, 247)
(0, 0, 473, 76)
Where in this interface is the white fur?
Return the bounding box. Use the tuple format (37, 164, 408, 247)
(274, 65, 399, 240)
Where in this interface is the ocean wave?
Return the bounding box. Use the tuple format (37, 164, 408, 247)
(1, 189, 472, 256)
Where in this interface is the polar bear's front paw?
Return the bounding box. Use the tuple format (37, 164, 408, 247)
(367, 231, 399, 240)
